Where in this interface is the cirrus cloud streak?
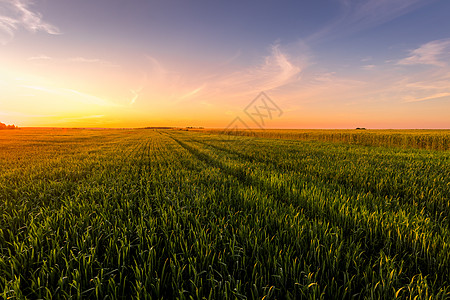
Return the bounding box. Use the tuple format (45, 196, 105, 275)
(0, 0, 60, 44)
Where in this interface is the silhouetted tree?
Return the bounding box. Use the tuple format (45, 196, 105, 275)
(0, 122, 16, 129)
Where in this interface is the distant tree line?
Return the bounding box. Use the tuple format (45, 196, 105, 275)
(0, 122, 17, 130)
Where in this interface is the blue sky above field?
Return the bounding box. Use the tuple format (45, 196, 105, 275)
(0, 0, 449, 128)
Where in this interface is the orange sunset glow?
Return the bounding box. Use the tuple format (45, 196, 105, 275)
(1, 1, 449, 128)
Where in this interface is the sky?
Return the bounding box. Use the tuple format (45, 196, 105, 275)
(0, 0, 449, 129)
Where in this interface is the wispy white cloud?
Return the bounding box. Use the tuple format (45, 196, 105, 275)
(129, 56, 178, 104)
(129, 87, 143, 105)
(134, 44, 307, 111)
(395, 69, 450, 104)
(27, 54, 51, 61)
(0, 16, 17, 42)
(25, 55, 119, 68)
(180, 85, 205, 100)
(206, 44, 304, 98)
(69, 57, 119, 67)
(403, 92, 450, 103)
(21, 84, 120, 107)
(397, 38, 450, 67)
(362, 64, 376, 70)
(0, 110, 53, 118)
(341, 62, 450, 109)
(70, 57, 103, 63)
(345, 0, 425, 27)
(59, 115, 105, 121)
(0, 0, 60, 44)
(145, 55, 167, 77)
(121, 45, 306, 116)
(309, 0, 432, 42)
(50, 114, 107, 127)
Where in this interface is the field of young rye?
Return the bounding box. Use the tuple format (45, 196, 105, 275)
(0, 129, 449, 299)
(204, 129, 450, 151)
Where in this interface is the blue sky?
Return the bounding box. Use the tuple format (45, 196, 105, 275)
(1, 0, 449, 128)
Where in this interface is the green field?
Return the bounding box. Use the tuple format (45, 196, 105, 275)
(203, 129, 450, 151)
(1, 129, 449, 299)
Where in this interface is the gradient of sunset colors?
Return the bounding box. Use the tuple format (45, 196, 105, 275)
(1, 0, 449, 128)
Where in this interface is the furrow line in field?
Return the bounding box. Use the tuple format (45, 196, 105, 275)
(156, 132, 368, 297)
(190, 136, 450, 237)
(190, 136, 450, 225)
(164, 132, 404, 296)
(166, 132, 450, 287)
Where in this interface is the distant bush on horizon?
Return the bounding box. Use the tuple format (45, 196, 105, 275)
(0, 122, 17, 130)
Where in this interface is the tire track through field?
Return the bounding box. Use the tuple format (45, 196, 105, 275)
(164, 131, 450, 288)
(153, 132, 349, 297)
(190, 136, 450, 242)
(190, 136, 450, 224)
